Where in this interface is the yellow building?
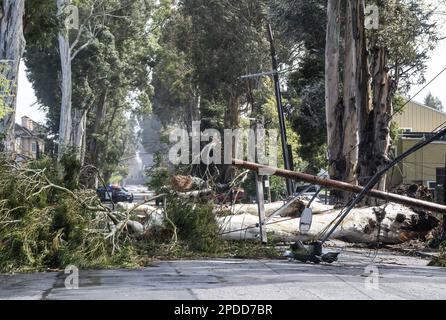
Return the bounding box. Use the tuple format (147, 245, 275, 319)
(392, 101, 446, 189)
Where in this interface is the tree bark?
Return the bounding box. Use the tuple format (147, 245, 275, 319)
(72, 107, 88, 164)
(342, 0, 359, 187)
(325, 0, 345, 203)
(218, 203, 438, 245)
(358, 47, 393, 195)
(57, 0, 73, 159)
(355, 0, 371, 169)
(86, 89, 107, 190)
(357, 1, 394, 198)
(0, 0, 26, 153)
(222, 91, 241, 183)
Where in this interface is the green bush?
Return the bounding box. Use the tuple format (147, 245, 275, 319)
(166, 196, 220, 253)
(429, 240, 446, 267)
(0, 156, 140, 273)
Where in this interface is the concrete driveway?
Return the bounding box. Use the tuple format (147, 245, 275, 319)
(1, 248, 445, 300)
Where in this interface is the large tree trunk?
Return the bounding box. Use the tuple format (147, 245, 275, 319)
(357, 1, 394, 198)
(342, 0, 360, 187)
(358, 47, 393, 196)
(88, 89, 108, 165)
(222, 92, 240, 183)
(86, 91, 108, 188)
(72, 107, 87, 164)
(0, 0, 26, 153)
(57, 0, 73, 159)
(355, 1, 371, 155)
(218, 203, 438, 244)
(325, 0, 345, 203)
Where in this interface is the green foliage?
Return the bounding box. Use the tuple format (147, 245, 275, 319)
(109, 174, 125, 185)
(289, 83, 327, 174)
(424, 92, 444, 111)
(429, 241, 446, 268)
(268, 0, 439, 176)
(0, 157, 140, 273)
(369, 0, 439, 92)
(166, 197, 220, 253)
(60, 149, 82, 190)
(24, 0, 161, 177)
(0, 65, 13, 120)
(145, 152, 170, 193)
(151, 0, 272, 129)
(269, 0, 327, 174)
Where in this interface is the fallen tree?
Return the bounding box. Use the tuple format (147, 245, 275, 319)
(0, 157, 148, 272)
(215, 201, 304, 217)
(218, 203, 438, 244)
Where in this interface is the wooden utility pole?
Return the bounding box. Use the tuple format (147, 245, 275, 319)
(233, 160, 446, 214)
(267, 24, 293, 196)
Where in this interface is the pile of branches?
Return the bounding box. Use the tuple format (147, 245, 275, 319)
(0, 156, 143, 272)
(0, 156, 233, 272)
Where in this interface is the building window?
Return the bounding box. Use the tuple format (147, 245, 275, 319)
(32, 142, 37, 153)
(15, 138, 21, 152)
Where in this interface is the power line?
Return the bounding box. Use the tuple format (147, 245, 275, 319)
(392, 65, 446, 118)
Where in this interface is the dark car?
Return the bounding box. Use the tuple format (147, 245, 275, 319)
(97, 185, 134, 203)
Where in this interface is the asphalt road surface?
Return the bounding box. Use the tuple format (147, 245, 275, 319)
(1, 248, 446, 300)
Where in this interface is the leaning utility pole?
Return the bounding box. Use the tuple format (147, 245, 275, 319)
(233, 159, 446, 215)
(267, 24, 293, 196)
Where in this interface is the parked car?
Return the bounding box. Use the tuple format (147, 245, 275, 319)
(97, 185, 134, 203)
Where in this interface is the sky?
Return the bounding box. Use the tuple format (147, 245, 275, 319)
(16, 62, 46, 124)
(407, 0, 446, 105)
(15, 2, 446, 124)
(408, 38, 446, 107)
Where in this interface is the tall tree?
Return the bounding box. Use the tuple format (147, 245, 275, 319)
(25, 0, 160, 184)
(424, 92, 443, 111)
(151, 0, 272, 182)
(56, 0, 73, 158)
(357, 0, 438, 193)
(271, 0, 439, 201)
(324, 0, 345, 201)
(0, 0, 26, 152)
(269, 0, 327, 174)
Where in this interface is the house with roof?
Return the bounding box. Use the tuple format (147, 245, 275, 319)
(391, 100, 446, 191)
(15, 116, 46, 160)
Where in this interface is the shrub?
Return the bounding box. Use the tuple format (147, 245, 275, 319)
(0, 156, 140, 273)
(166, 196, 220, 253)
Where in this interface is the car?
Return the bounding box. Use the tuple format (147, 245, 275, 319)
(97, 185, 134, 203)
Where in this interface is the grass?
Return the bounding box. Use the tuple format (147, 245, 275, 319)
(135, 240, 284, 262)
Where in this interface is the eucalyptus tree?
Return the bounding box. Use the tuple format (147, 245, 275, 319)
(270, 0, 439, 201)
(424, 93, 443, 111)
(151, 0, 275, 182)
(357, 0, 439, 193)
(0, 0, 26, 153)
(25, 0, 162, 183)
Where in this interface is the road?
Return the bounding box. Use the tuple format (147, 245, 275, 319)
(125, 185, 155, 203)
(1, 247, 446, 300)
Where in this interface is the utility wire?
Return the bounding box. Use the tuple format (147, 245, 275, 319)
(392, 65, 446, 117)
(319, 125, 446, 244)
(337, 64, 446, 162)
